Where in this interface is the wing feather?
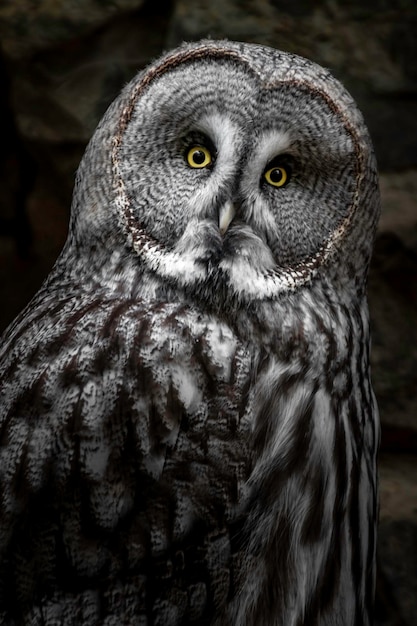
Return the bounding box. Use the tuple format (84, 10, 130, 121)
(0, 294, 253, 624)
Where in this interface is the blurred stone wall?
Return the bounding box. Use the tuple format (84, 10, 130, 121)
(0, 1, 416, 624)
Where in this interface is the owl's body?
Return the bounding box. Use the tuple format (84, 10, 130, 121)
(0, 41, 379, 625)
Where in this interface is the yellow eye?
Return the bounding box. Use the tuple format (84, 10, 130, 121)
(264, 165, 289, 187)
(186, 146, 212, 169)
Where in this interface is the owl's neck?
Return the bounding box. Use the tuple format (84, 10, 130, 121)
(49, 239, 368, 358)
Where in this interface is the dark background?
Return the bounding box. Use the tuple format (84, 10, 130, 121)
(0, 1, 416, 623)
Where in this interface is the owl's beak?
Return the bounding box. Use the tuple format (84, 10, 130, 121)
(218, 201, 236, 235)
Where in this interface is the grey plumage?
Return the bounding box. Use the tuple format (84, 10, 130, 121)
(0, 40, 380, 625)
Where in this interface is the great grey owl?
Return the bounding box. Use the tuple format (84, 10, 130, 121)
(0, 40, 380, 625)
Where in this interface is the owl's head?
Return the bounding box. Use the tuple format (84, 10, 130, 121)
(70, 40, 380, 306)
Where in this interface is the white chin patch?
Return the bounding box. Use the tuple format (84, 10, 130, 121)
(219, 229, 277, 297)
